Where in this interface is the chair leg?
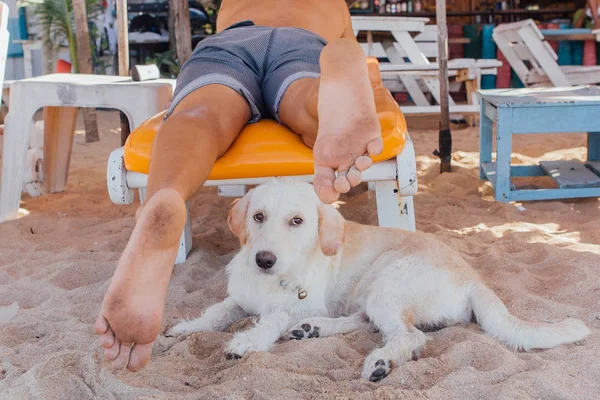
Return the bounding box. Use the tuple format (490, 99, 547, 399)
(176, 202, 192, 264)
(495, 109, 514, 202)
(479, 101, 494, 179)
(0, 109, 36, 222)
(42, 106, 78, 193)
(138, 188, 147, 204)
(588, 132, 600, 162)
(218, 185, 248, 197)
(374, 180, 416, 232)
(465, 76, 480, 127)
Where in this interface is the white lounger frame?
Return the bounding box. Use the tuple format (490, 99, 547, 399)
(107, 134, 418, 264)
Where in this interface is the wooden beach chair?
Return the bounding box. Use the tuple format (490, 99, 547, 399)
(106, 58, 418, 264)
(493, 19, 600, 87)
(353, 20, 502, 123)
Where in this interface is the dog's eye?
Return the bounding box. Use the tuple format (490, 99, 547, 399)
(253, 213, 265, 223)
(291, 217, 303, 226)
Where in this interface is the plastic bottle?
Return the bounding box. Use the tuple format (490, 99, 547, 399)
(415, 0, 422, 12)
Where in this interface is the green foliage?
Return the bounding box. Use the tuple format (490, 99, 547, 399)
(19, 0, 102, 72)
(145, 49, 181, 78)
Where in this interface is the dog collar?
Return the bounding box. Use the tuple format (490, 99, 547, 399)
(279, 280, 307, 300)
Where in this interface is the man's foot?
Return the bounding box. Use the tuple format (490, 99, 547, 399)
(95, 188, 187, 371)
(313, 39, 383, 204)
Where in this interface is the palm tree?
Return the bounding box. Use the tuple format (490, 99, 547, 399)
(72, 0, 99, 142)
(20, 0, 101, 142)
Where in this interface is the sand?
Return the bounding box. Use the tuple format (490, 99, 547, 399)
(0, 111, 599, 400)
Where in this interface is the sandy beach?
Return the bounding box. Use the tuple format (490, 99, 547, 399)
(0, 110, 598, 399)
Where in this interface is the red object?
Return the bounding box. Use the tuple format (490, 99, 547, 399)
(496, 49, 511, 88)
(56, 59, 72, 73)
(448, 25, 464, 59)
(583, 40, 597, 66)
(545, 23, 560, 53)
(393, 92, 409, 103)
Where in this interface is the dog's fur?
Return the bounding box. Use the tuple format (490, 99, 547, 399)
(167, 178, 590, 381)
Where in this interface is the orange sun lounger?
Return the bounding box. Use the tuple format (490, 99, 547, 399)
(107, 58, 417, 263)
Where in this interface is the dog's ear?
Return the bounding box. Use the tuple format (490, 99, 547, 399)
(228, 190, 253, 244)
(318, 203, 346, 256)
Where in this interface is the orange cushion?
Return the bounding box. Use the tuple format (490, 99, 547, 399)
(124, 76, 407, 180)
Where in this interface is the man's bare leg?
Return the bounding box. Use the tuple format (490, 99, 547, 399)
(95, 85, 251, 371)
(279, 38, 383, 204)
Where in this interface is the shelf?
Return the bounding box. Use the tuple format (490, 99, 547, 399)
(353, 8, 574, 18)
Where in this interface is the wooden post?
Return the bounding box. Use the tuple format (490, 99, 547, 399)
(170, 0, 192, 66)
(116, 0, 129, 76)
(72, 0, 99, 143)
(436, 0, 452, 173)
(116, 0, 131, 145)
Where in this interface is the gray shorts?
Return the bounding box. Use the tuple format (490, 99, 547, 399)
(165, 20, 327, 123)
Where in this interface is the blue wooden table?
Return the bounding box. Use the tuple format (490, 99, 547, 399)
(478, 86, 600, 202)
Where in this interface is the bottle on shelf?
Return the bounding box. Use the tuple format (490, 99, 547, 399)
(414, 0, 422, 12)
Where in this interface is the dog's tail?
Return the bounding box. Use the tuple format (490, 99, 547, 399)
(469, 284, 590, 351)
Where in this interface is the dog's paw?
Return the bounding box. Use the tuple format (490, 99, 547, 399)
(362, 358, 392, 382)
(164, 320, 197, 337)
(288, 323, 320, 340)
(225, 332, 258, 359)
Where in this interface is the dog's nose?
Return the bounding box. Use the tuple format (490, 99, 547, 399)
(255, 251, 277, 269)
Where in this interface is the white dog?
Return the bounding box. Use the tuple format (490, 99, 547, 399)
(167, 178, 590, 381)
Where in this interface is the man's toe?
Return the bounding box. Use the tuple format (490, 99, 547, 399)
(95, 315, 109, 334)
(104, 337, 121, 361)
(347, 166, 362, 187)
(334, 171, 351, 194)
(367, 137, 384, 157)
(100, 327, 115, 348)
(355, 155, 373, 172)
(314, 166, 339, 204)
(112, 342, 133, 370)
(127, 342, 153, 372)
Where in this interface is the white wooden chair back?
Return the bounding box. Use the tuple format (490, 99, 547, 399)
(359, 25, 440, 60)
(493, 19, 570, 87)
(0, 2, 9, 94)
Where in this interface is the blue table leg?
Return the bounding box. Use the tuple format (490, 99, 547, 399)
(588, 132, 600, 161)
(495, 108, 513, 202)
(479, 101, 494, 179)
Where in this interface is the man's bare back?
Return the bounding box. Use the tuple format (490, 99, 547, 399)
(217, 0, 352, 42)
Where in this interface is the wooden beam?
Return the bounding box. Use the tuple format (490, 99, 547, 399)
(116, 0, 130, 145)
(72, 0, 99, 143)
(116, 0, 129, 76)
(170, 0, 192, 65)
(436, 0, 452, 173)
